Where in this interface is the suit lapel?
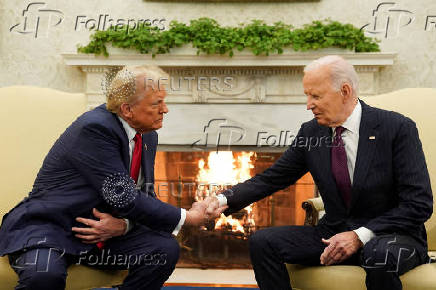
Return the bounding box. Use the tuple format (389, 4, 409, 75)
(106, 106, 130, 170)
(316, 125, 333, 181)
(141, 134, 157, 197)
(141, 135, 149, 182)
(349, 101, 379, 211)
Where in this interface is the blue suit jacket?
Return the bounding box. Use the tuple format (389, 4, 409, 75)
(224, 101, 433, 247)
(0, 104, 181, 256)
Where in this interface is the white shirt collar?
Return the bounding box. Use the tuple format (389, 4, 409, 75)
(118, 116, 138, 141)
(342, 100, 362, 134)
(333, 100, 362, 134)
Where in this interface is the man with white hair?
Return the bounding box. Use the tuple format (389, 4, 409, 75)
(206, 55, 433, 289)
(0, 65, 224, 289)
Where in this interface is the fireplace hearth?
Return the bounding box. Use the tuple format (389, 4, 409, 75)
(154, 151, 314, 268)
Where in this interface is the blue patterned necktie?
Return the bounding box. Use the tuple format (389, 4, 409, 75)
(331, 126, 352, 207)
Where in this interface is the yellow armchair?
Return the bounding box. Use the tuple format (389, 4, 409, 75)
(287, 88, 436, 290)
(0, 86, 127, 289)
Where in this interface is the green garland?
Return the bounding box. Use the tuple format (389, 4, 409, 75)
(77, 18, 380, 57)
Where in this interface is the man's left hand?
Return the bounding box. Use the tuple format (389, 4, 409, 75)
(72, 208, 127, 244)
(320, 231, 363, 266)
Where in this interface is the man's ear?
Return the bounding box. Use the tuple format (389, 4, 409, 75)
(119, 103, 133, 119)
(341, 83, 352, 101)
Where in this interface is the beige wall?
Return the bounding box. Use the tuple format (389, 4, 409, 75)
(1, 0, 435, 93)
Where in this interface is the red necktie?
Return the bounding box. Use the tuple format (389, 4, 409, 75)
(97, 133, 142, 250)
(130, 133, 142, 184)
(331, 126, 352, 207)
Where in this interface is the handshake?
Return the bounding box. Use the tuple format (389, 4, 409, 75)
(184, 196, 229, 226)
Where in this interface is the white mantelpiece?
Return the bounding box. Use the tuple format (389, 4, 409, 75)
(62, 50, 396, 147)
(63, 50, 396, 106)
(63, 47, 396, 67)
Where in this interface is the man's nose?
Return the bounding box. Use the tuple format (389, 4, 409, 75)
(161, 102, 169, 114)
(306, 100, 314, 111)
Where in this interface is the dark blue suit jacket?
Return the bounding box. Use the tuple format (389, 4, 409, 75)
(224, 101, 433, 247)
(0, 104, 181, 256)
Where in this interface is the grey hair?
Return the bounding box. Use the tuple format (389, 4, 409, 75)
(304, 55, 359, 96)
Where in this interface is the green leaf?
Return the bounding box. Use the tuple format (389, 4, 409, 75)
(77, 18, 380, 56)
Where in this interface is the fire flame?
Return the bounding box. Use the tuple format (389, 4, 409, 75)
(215, 214, 245, 233)
(195, 151, 255, 234)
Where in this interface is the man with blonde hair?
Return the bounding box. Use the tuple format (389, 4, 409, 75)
(0, 65, 223, 289)
(206, 55, 433, 289)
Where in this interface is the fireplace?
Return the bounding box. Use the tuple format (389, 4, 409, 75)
(154, 150, 315, 268)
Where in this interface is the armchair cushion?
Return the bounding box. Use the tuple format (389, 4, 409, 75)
(287, 263, 436, 290)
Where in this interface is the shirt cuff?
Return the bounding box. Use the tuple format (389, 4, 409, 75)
(216, 194, 228, 207)
(123, 218, 134, 235)
(172, 208, 186, 236)
(353, 227, 375, 245)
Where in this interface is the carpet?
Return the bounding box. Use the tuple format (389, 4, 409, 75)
(94, 287, 258, 289)
(164, 287, 258, 290)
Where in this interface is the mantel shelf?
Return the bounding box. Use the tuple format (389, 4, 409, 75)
(62, 49, 396, 109)
(62, 51, 396, 67)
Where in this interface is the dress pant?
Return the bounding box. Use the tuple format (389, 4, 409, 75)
(8, 225, 180, 290)
(249, 224, 428, 290)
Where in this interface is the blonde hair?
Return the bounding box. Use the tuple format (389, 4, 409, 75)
(106, 65, 169, 113)
(304, 55, 359, 96)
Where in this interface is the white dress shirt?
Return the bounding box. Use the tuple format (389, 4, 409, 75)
(217, 100, 375, 245)
(332, 101, 375, 245)
(118, 117, 186, 236)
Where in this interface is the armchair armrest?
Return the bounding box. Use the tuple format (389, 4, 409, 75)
(302, 197, 325, 226)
